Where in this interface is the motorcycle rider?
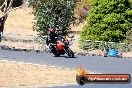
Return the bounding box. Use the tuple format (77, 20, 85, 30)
(45, 27, 74, 57)
(45, 27, 58, 49)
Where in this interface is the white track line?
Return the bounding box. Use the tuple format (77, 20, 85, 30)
(0, 59, 101, 73)
(0, 59, 75, 71)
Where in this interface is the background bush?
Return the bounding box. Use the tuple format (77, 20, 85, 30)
(81, 0, 132, 43)
(30, 0, 76, 36)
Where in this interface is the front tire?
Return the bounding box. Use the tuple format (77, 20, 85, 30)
(65, 47, 74, 58)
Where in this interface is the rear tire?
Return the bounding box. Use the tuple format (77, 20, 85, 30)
(54, 52, 60, 57)
(52, 49, 60, 57)
(50, 45, 60, 57)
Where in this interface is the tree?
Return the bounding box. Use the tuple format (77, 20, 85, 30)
(81, 0, 132, 42)
(125, 29, 132, 43)
(0, 0, 23, 41)
(30, 0, 76, 36)
(0, 0, 23, 11)
(12, 0, 23, 7)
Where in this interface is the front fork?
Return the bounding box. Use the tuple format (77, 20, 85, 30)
(63, 44, 69, 55)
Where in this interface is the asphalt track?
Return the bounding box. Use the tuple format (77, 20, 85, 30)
(0, 50, 132, 88)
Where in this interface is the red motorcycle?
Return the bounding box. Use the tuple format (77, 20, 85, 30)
(49, 35, 74, 58)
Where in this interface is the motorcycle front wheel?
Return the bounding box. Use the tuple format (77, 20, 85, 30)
(65, 47, 74, 58)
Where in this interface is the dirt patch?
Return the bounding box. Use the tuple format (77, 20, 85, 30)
(87, 49, 103, 56)
(4, 5, 37, 35)
(0, 40, 42, 50)
(121, 52, 132, 58)
(0, 60, 76, 87)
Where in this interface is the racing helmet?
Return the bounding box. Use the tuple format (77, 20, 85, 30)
(49, 27, 56, 34)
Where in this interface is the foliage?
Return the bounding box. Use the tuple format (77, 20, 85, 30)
(81, 0, 132, 43)
(80, 40, 132, 52)
(12, 0, 23, 7)
(30, 0, 76, 36)
(0, 0, 23, 7)
(125, 29, 132, 43)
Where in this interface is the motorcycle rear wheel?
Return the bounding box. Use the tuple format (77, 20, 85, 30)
(52, 49, 60, 57)
(50, 46, 60, 57)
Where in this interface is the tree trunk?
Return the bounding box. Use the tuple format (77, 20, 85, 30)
(0, 0, 13, 42)
(0, 17, 5, 41)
